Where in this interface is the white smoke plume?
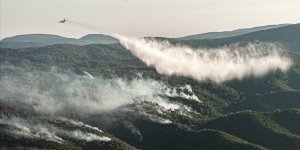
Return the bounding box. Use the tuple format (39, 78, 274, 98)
(114, 34, 292, 83)
(0, 70, 200, 115)
(1, 117, 64, 143)
(58, 117, 103, 133)
(0, 116, 111, 142)
(123, 122, 143, 142)
(83, 71, 94, 79)
(165, 85, 201, 102)
(65, 130, 111, 142)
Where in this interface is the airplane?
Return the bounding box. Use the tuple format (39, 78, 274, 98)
(58, 19, 67, 23)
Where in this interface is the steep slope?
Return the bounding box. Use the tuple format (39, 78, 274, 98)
(1, 43, 300, 115)
(180, 24, 300, 51)
(0, 102, 137, 150)
(178, 24, 288, 40)
(226, 91, 300, 112)
(266, 109, 300, 135)
(108, 119, 266, 150)
(199, 110, 300, 150)
(0, 44, 148, 74)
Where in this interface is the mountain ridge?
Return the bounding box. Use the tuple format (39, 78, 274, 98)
(0, 34, 118, 49)
(0, 23, 293, 49)
(178, 23, 289, 40)
(178, 23, 300, 51)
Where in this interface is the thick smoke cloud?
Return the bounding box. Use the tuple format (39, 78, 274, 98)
(115, 35, 292, 83)
(0, 70, 199, 115)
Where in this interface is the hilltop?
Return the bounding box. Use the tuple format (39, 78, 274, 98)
(0, 34, 118, 49)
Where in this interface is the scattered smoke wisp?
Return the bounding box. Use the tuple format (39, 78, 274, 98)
(115, 34, 292, 83)
(0, 116, 111, 143)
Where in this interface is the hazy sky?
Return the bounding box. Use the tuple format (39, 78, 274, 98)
(1, 0, 300, 39)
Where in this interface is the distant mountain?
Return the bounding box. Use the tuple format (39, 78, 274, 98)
(0, 23, 294, 49)
(178, 24, 289, 40)
(1, 34, 79, 44)
(179, 23, 300, 51)
(0, 34, 83, 48)
(0, 34, 118, 49)
(79, 34, 118, 44)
